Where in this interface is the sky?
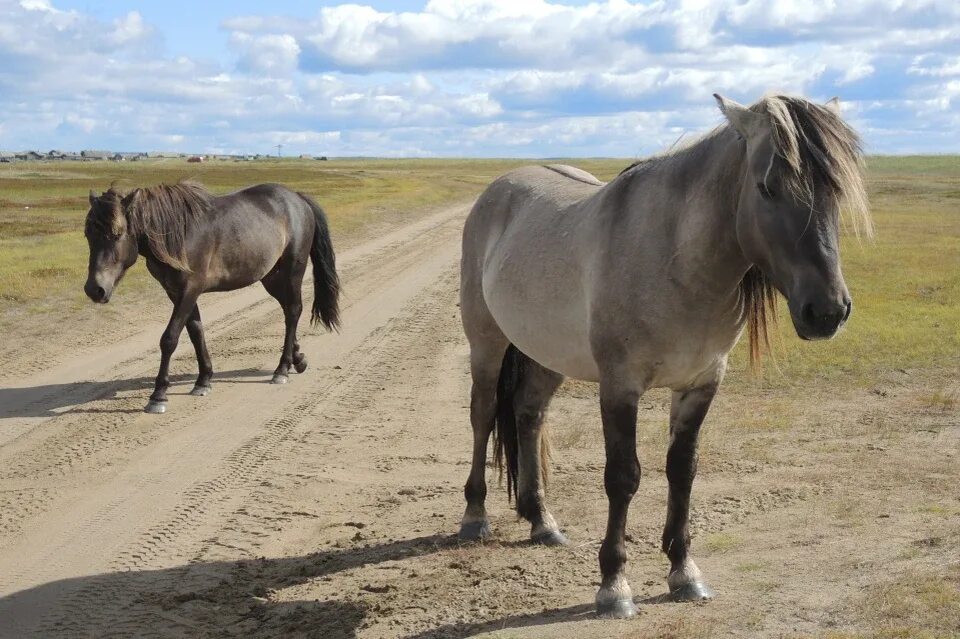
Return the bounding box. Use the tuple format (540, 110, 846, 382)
(1, 0, 958, 157)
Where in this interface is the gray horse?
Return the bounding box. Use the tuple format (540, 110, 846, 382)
(84, 182, 340, 414)
(458, 94, 870, 618)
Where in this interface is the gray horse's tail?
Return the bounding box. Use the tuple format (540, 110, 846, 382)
(494, 344, 523, 503)
(493, 345, 556, 507)
(299, 192, 341, 331)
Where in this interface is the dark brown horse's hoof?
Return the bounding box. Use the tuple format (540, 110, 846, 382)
(458, 520, 491, 541)
(531, 529, 569, 546)
(670, 582, 716, 602)
(189, 385, 212, 397)
(271, 373, 289, 384)
(595, 598, 639, 619)
(294, 356, 308, 374)
(144, 400, 167, 414)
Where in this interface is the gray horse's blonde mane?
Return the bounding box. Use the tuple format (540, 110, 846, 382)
(124, 181, 211, 272)
(758, 95, 872, 239)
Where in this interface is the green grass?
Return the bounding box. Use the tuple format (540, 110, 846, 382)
(702, 532, 741, 554)
(2, 156, 958, 390)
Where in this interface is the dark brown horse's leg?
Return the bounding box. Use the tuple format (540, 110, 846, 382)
(292, 337, 307, 374)
(185, 304, 214, 396)
(595, 379, 642, 618)
(515, 362, 565, 545)
(267, 268, 304, 385)
(459, 341, 507, 540)
(146, 292, 199, 414)
(662, 385, 718, 601)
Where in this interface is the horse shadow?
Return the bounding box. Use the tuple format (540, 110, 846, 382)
(0, 534, 453, 638)
(399, 591, 685, 638)
(0, 532, 666, 638)
(0, 368, 271, 419)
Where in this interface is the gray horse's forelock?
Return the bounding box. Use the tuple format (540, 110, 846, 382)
(759, 95, 872, 238)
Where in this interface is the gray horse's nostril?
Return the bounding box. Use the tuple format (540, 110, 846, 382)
(842, 300, 853, 323)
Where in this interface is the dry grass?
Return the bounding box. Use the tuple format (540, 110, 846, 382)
(827, 566, 960, 639)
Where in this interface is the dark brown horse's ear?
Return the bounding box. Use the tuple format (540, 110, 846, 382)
(89, 190, 97, 206)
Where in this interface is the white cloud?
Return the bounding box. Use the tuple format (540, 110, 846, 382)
(0, 0, 959, 155)
(232, 33, 301, 75)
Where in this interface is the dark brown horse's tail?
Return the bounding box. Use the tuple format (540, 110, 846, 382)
(298, 192, 341, 331)
(493, 344, 523, 503)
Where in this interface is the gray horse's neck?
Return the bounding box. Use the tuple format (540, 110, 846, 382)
(613, 127, 752, 305)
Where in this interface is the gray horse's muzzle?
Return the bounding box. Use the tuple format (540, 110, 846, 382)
(790, 296, 851, 340)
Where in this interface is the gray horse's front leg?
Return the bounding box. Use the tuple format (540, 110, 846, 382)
(595, 380, 642, 618)
(663, 385, 718, 601)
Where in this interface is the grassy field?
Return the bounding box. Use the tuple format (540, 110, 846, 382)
(1, 156, 958, 390)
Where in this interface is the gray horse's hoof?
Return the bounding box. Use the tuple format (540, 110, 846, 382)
(271, 374, 289, 385)
(189, 385, 212, 397)
(596, 598, 639, 619)
(458, 520, 491, 541)
(144, 400, 167, 414)
(670, 581, 716, 602)
(531, 529, 569, 546)
(294, 356, 308, 374)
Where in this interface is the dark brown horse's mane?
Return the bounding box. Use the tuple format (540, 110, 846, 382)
(89, 181, 210, 272)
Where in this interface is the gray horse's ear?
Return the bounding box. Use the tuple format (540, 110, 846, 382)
(714, 93, 764, 139)
(89, 190, 97, 206)
(825, 96, 841, 114)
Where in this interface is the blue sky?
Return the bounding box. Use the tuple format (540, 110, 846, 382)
(2, 0, 959, 156)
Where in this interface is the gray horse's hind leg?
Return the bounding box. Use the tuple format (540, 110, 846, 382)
(459, 340, 508, 540)
(663, 385, 718, 602)
(514, 360, 566, 545)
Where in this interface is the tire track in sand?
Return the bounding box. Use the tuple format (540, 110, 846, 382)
(0, 204, 468, 638)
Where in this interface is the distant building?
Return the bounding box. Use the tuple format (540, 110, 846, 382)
(16, 151, 43, 160)
(81, 150, 112, 160)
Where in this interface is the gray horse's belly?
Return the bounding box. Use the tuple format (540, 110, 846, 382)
(481, 256, 599, 382)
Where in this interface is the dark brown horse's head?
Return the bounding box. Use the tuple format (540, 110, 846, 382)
(716, 93, 871, 342)
(84, 189, 138, 303)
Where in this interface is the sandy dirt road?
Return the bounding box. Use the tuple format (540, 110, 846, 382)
(0, 201, 957, 638)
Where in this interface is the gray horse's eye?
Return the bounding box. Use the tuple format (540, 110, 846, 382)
(756, 182, 774, 201)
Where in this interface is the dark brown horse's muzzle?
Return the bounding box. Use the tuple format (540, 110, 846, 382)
(84, 281, 110, 303)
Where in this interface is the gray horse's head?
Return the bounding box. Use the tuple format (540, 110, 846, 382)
(715, 94, 871, 341)
(83, 189, 138, 303)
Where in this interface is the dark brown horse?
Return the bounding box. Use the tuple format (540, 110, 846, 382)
(84, 181, 340, 414)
